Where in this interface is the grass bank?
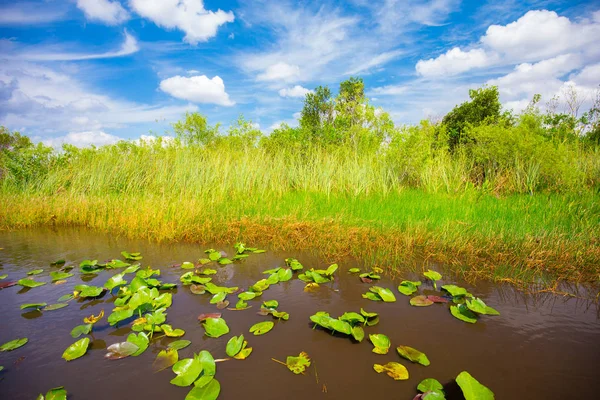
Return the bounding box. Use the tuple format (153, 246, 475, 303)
(1, 144, 598, 287)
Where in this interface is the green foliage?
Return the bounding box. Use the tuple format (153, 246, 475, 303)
(172, 112, 220, 146)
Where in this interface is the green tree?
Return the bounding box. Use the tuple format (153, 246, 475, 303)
(299, 85, 334, 143)
(172, 112, 220, 146)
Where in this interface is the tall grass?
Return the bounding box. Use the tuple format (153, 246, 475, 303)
(1, 141, 599, 285)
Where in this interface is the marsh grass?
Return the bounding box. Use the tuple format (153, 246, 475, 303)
(1, 143, 598, 287)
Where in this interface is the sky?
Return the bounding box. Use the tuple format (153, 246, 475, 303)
(0, 0, 599, 147)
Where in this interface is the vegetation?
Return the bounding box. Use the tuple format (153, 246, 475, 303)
(1, 78, 599, 286)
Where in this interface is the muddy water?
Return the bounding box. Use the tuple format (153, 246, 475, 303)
(0, 228, 598, 400)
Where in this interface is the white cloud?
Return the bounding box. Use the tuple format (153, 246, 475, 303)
(42, 131, 123, 148)
(345, 50, 403, 75)
(159, 75, 234, 106)
(374, 0, 459, 33)
(371, 85, 408, 96)
(416, 48, 493, 77)
(11, 31, 139, 61)
(129, 0, 234, 44)
(76, 0, 129, 25)
(570, 63, 600, 88)
(257, 62, 301, 82)
(0, 2, 67, 25)
(278, 85, 312, 98)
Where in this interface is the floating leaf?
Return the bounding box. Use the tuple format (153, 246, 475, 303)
(200, 268, 217, 275)
(348, 268, 360, 273)
(410, 295, 434, 307)
(362, 292, 382, 301)
(427, 295, 449, 303)
(181, 262, 195, 269)
(456, 371, 494, 400)
(271, 310, 289, 320)
(127, 332, 149, 356)
(43, 303, 68, 311)
(369, 286, 396, 302)
(73, 284, 105, 298)
(62, 338, 90, 361)
(104, 273, 127, 291)
(373, 362, 409, 380)
(38, 386, 67, 400)
(105, 341, 139, 360)
(28, 269, 43, 276)
(441, 285, 470, 298)
(50, 271, 73, 282)
(233, 342, 253, 360)
(123, 265, 140, 274)
(304, 283, 319, 292)
(190, 284, 206, 295)
(180, 272, 211, 286)
(51, 259, 66, 266)
(0, 338, 28, 352)
(84, 310, 104, 324)
(466, 298, 500, 315)
(153, 349, 179, 372)
(169, 340, 191, 350)
(20, 302, 47, 310)
(369, 334, 391, 354)
(249, 321, 274, 335)
(238, 291, 257, 301)
(423, 270, 442, 289)
(418, 378, 444, 392)
(360, 272, 381, 280)
(210, 292, 227, 304)
(186, 379, 220, 400)
(198, 258, 213, 265)
(17, 278, 46, 288)
(198, 313, 221, 322)
(277, 268, 293, 282)
(107, 308, 134, 326)
(285, 258, 304, 271)
(216, 300, 229, 310)
(351, 326, 365, 342)
(226, 335, 245, 357)
(202, 318, 230, 338)
(262, 300, 278, 309)
(0, 274, 7, 279)
(286, 352, 311, 374)
(171, 357, 202, 387)
(218, 258, 233, 265)
(0, 281, 17, 289)
(106, 259, 130, 269)
(450, 304, 478, 324)
(70, 324, 92, 338)
(397, 345, 430, 366)
(162, 324, 186, 337)
(121, 251, 142, 261)
(398, 280, 422, 296)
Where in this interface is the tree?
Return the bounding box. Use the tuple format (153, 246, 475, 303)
(442, 86, 503, 149)
(299, 85, 334, 142)
(172, 112, 220, 146)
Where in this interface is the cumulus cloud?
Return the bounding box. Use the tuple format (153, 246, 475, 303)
(42, 131, 123, 148)
(11, 31, 139, 62)
(416, 10, 600, 78)
(76, 0, 129, 25)
(278, 85, 312, 98)
(129, 0, 234, 44)
(257, 62, 301, 82)
(159, 75, 234, 106)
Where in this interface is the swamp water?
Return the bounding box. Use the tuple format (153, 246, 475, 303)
(0, 228, 598, 399)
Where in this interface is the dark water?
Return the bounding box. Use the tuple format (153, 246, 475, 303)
(0, 228, 598, 400)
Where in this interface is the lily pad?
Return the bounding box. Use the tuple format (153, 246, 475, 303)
(162, 324, 186, 337)
(104, 273, 127, 291)
(238, 291, 257, 301)
(348, 268, 360, 273)
(202, 317, 230, 338)
(369, 286, 396, 302)
(50, 259, 66, 266)
(107, 308, 134, 326)
(286, 351, 311, 374)
(28, 269, 44, 276)
(410, 295, 434, 307)
(198, 313, 222, 322)
(397, 345, 430, 366)
(210, 292, 227, 304)
(0, 338, 28, 352)
(369, 334, 391, 354)
(216, 300, 230, 309)
(84, 310, 104, 324)
(423, 270, 441, 289)
(373, 362, 409, 380)
(169, 340, 191, 350)
(43, 303, 69, 311)
(466, 298, 500, 315)
(262, 300, 278, 309)
(249, 321, 274, 335)
(186, 379, 220, 400)
(62, 338, 90, 361)
(398, 280, 422, 296)
(450, 304, 478, 324)
(171, 357, 202, 387)
(127, 332, 149, 356)
(153, 349, 179, 372)
(74, 284, 105, 298)
(418, 378, 444, 392)
(181, 262, 195, 269)
(441, 284, 470, 298)
(20, 302, 47, 310)
(37, 386, 67, 400)
(105, 341, 140, 360)
(427, 295, 449, 303)
(456, 371, 494, 400)
(226, 334, 245, 357)
(50, 271, 73, 282)
(218, 258, 233, 265)
(70, 324, 92, 338)
(351, 326, 365, 342)
(190, 284, 206, 295)
(17, 278, 46, 288)
(285, 258, 304, 271)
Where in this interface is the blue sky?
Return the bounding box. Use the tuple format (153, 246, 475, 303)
(0, 0, 599, 146)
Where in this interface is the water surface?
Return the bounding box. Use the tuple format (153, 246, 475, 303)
(0, 228, 598, 399)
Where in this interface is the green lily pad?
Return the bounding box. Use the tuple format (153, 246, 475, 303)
(423, 270, 442, 289)
(180, 272, 212, 286)
(153, 349, 179, 372)
(74, 284, 105, 298)
(121, 251, 142, 261)
(466, 298, 500, 315)
(210, 292, 227, 304)
(123, 265, 140, 274)
(456, 371, 494, 400)
(238, 291, 257, 301)
(62, 338, 90, 361)
(450, 304, 478, 324)
(0, 274, 7, 280)
(171, 357, 202, 387)
(70, 324, 92, 338)
(50, 259, 66, 266)
(362, 292, 382, 301)
(186, 378, 220, 400)
(0, 338, 28, 352)
(369, 286, 396, 302)
(200, 268, 217, 275)
(162, 324, 186, 337)
(398, 280, 422, 296)
(50, 271, 73, 282)
(28, 269, 44, 276)
(369, 334, 391, 354)
(396, 345, 430, 366)
(104, 273, 127, 291)
(441, 284, 470, 297)
(127, 332, 149, 356)
(43, 303, 69, 311)
(418, 378, 444, 392)
(202, 318, 230, 338)
(277, 268, 293, 282)
(218, 258, 233, 265)
(226, 334, 245, 357)
(204, 282, 238, 294)
(106, 259, 130, 269)
(20, 302, 47, 310)
(271, 310, 289, 320)
(169, 340, 191, 350)
(107, 308, 134, 326)
(37, 386, 67, 400)
(105, 341, 140, 360)
(285, 258, 304, 271)
(181, 262, 195, 269)
(286, 351, 311, 374)
(373, 362, 409, 380)
(262, 300, 278, 309)
(351, 326, 365, 342)
(410, 295, 434, 307)
(249, 321, 274, 335)
(348, 268, 360, 273)
(339, 312, 365, 324)
(17, 278, 46, 288)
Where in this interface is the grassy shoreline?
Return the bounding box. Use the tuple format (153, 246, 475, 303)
(2, 189, 598, 287)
